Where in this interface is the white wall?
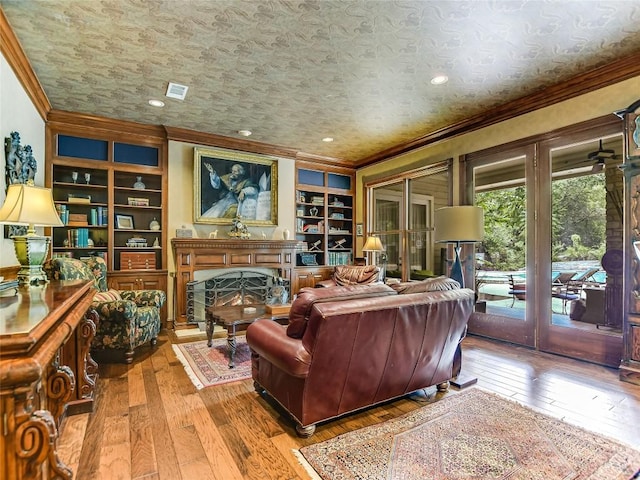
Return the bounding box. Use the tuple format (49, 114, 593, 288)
(0, 51, 46, 268)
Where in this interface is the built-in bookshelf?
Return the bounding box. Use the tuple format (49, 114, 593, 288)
(47, 126, 168, 276)
(293, 163, 355, 289)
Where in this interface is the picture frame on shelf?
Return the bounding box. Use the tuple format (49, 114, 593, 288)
(116, 214, 134, 229)
(193, 146, 278, 226)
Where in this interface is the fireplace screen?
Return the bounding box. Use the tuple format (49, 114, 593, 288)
(186, 270, 289, 324)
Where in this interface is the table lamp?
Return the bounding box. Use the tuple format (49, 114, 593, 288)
(0, 182, 63, 285)
(363, 235, 386, 279)
(434, 206, 484, 288)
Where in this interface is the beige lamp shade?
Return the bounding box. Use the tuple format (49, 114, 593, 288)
(0, 183, 63, 285)
(0, 183, 63, 231)
(434, 206, 484, 243)
(362, 235, 385, 252)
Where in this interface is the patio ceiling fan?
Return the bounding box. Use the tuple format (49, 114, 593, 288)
(588, 139, 616, 173)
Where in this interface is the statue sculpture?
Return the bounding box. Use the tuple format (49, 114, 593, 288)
(4, 131, 38, 236)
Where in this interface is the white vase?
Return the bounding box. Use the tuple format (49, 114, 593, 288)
(133, 176, 146, 189)
(282, 228, 290, 240)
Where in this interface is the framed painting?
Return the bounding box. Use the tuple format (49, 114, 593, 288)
(194, 147, 278, 226)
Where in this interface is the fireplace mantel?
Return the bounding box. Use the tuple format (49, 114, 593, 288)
(171, 238, 302, 325)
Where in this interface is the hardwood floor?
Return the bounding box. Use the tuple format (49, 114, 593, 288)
(57, 331, 640, 480)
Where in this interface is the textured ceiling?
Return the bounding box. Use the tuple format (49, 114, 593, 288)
(2, 0, 640, 164)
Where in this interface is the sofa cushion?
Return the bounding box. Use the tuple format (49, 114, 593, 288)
(390, 276, 460, 294)
(286, 283, 396, 338)
(333, 265, 381, 286)
(94, 288, 122, 302)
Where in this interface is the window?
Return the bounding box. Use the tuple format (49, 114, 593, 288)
(366, 161, 451, 281)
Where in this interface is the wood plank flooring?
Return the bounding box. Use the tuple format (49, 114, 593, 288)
(57, 332, 640, 479)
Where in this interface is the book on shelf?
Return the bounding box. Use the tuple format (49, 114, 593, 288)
(96, 206, 108, 226)
(56, 204, 69, 224)
(66, 228, 90, 248)
(68, 194, 91, 204)
(69, 213, 87, 223)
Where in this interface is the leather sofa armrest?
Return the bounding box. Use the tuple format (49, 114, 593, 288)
(246, 319, 311, 378)
(315, 279, 336, 288)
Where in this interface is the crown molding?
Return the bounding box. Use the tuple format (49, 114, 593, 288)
(355, 51, 640, 168)
(47, 109, 166, 142)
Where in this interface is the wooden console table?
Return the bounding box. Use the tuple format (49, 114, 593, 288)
(0, 279, 98, 480)
(171, 238, 302, 326)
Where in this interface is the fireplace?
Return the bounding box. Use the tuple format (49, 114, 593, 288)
(171, 238, 301, 326)
(186, 269, 289, 324)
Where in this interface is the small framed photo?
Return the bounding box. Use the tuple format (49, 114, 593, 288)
(116, 214, 134, 230)
(356, 223, 363, 236)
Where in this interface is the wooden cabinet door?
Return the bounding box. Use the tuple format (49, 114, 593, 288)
(108, 271, 168, 326)
(292, 267, 332, 293)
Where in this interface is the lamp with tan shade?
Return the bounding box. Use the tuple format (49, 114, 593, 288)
(363, 235, 386, 279)
(434, 206, 484, 289)
(0, 182, 64, 285)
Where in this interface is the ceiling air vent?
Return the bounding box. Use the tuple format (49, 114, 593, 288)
(166, 82, 189, 100)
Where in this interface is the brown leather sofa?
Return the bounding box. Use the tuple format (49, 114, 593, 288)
(246, 282, 475, 437)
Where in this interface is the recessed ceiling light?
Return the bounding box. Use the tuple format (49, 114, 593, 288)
(322, 137, 334, 142)
(430, 75, 449, 85)
(148, 99, 165, 107)
(238, 129, 252, 137)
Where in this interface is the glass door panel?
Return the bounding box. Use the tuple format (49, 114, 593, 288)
(368, 162, 450, 282)
(468, 150, 535, 347)
(372, 183, 402, 279)
(538, 135, 624, 365)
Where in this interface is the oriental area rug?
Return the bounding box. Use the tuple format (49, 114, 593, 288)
(172, 336, 251, 389)
(296, 388, 640, 480)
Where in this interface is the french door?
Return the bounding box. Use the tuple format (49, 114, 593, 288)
(463, 117, 624, 366)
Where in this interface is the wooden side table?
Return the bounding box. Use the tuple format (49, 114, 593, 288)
(205, 305, 289, 367)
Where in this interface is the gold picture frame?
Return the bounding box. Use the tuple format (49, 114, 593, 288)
(194, 147, 278, 226)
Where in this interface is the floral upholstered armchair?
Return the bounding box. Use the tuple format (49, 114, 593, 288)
(47, 256, 165, 363)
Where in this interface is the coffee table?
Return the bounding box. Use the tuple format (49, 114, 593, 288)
(205, 305, 288, 368)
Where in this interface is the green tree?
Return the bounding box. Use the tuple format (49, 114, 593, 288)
(476, 173, 606, 270)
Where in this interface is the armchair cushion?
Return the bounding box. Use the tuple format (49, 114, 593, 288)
(120, 289, 166, 308)
(94, 289, 122, 302)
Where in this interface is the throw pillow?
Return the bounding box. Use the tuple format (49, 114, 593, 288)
(93, 288, 122, 302)
(333, 265, 380, 286)
(390, 276, 460, 294)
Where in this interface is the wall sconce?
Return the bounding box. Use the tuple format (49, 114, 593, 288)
(0, 182, 63, 285)
(434, 206, 484, 288)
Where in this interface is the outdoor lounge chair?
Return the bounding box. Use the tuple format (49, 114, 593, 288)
(508, 274, 526, 307)
(552, 268, 600, 314)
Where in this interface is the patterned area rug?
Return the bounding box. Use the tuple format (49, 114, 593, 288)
(172, 336, 251, 389)
(297, 388, 640, 480)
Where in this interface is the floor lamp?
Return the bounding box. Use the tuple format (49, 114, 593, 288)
(0, 182, 63, 285)
(434, 206, 483, 389)
(434, 206, 484, 288)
